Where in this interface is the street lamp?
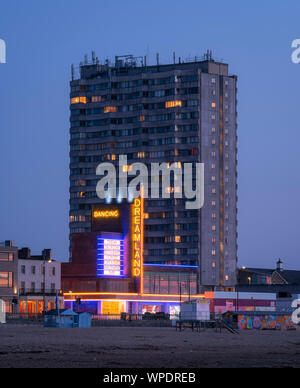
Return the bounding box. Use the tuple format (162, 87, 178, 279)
(43, 259, 52, 314)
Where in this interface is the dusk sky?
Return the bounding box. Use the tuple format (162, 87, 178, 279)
(0, 0, 299, 269)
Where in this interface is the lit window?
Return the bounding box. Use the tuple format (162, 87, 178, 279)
(211, 102, 216, 108)
(225, 275, 229, 281)
(212, 250, 216, 255)
(175, 236, 181, 243)
(138, 152, 145, 158)
(111, 154, 116, 161)
(212, 225, 216, 231)
(165, 187, 174, 194)
(144, 213, 149, 219)
(165, 100, 182, 109)
(71, 96, 87, 104)
(104, 106, 116, 113)
(91, 96, 101, 103)
(0, 252, 13, 262)
(212, 262, 216, 268)
(140, 115, 145, 122)
(211, 200, 216, 206)
(174, 162, 182, 169)
(211, 176, 216, 182)
(0, 272, 13, 288)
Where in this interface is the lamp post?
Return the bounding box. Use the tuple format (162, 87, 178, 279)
(43, 259, 52, 315)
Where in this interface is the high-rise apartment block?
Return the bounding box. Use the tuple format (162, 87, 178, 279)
(69, 53, 238, 291)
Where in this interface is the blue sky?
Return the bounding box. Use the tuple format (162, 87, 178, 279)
(0, 0, 299, 269)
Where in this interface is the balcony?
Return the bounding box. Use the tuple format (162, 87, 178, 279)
(19, 288, 62, 296)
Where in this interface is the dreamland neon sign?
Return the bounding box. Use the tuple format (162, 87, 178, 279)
(132, 197, 144, 292)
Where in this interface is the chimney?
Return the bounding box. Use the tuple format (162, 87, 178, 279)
(276, 258, 283, 272)
(18, 247, 31, 259)
(5, 240, 15, 247)
(42, 249, 53, 261)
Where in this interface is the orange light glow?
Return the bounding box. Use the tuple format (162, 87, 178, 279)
(64, 292, 139, 296)
(132, 199, 142, 277)
(131, 195, 144, 293)
(104, 106, 117, 113)
(67, 298, 203, 303)
(71, 96, 87, 104)
(93, 210, 119, 219)
(165, 100, 182, 109)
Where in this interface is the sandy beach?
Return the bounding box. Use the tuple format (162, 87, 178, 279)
(0, 324, 300, 368)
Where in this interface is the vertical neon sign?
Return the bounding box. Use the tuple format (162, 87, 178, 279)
(131, 196, 144, 293)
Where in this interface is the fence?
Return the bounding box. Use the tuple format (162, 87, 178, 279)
(19, 289, 62, 296)
(6, 313, 43, 322)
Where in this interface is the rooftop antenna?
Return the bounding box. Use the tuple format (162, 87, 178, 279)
(205, 49, 213, 61)
(96, 57, 99, 65)
(156, 53, 159, 66)
(173, 52, 176, 64)
(92, 51, 96, 64)
(144, 55, 147, 67)
(71, 64, 75, 81)
(84, 54, 88, 65)
(146, 43, 150, 63)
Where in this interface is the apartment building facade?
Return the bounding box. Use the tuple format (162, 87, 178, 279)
(69, 54, 238, 291)
(0, 241, 18, 313)
(18, 248, 62, 313)
(0, 242, 62, 314)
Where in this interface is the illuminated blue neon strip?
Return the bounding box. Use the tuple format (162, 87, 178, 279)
(143, 264, 198, 269)
(97, 236, 125, 278)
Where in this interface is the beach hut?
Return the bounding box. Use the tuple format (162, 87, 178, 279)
(78, 312, 92, 328)
(44, 309, 79, 328)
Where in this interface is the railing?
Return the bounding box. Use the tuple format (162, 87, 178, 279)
(19, 289, 62, 296)
(6, 313, 43, 321)
(91, 313, 179, 321)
